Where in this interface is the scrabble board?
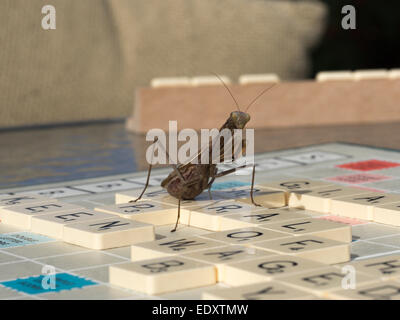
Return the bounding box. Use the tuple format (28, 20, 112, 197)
(2, 142, 400, 300)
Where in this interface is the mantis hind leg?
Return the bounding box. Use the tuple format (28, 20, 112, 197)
(211, 163, 261, 207)
(208, 184, 214, 200)
(130, 137, 159, 203)
(171, 199, 181, 232)
(249, 164, 261, 207)
(130, 136, 186, 203)
(130, 164, 152, 203)
(207, 166, 218, 200)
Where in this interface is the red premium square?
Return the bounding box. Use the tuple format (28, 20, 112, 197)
(317, 215, 367, 225)
(337, 159, 400, 171)
(326, 173, 390, 184)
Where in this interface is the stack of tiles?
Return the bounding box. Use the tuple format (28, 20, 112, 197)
(108, 179, 360, 297)
(4, 175, 400, 299)
(287, 180, 400, 226)
(0, 194, 155, 250)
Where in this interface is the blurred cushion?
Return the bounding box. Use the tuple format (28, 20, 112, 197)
(0, 0, 327, 128)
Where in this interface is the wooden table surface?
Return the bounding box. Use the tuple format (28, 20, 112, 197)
(1, 120, 399, 189)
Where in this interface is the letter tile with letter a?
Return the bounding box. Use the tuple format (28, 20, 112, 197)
(330, 192, 400, 220)
(289, 186, 369, 213)
(182, 245, 273, 282)
(339, 255, 400, 280)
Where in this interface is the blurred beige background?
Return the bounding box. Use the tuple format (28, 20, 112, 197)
(0, 0, 327, 129)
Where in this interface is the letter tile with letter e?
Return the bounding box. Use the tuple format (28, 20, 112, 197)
(277, 267, 375, 298)
(0, 201, 83, 229)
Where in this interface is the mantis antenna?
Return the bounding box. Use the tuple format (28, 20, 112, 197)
(245, 83, 276, 112)
(213, 73, 241, 112)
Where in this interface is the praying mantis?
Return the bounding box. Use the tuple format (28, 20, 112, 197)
(131, 76, 275, 232)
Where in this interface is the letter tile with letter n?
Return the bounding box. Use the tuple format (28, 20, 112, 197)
(182, 245, 274, 282)
(189, 201, 266, 231)
(130, 236, 225, 261)
(30, 210, 114, 238)
(326, 280, 400, 300)
(251, 235, 350, 264)
(330, 192, 400, 221)
(277, 267, 375, 298)
(109, 257, 216, 295)
(202, 281, 315, 300)
(223, 255, 327, 286)
(62, 218, 155, 250)
(200, 227, 289, 246)
(95, 201, 187, 226)
(260, 218, 352, 242)
(0, 201, 84, 229)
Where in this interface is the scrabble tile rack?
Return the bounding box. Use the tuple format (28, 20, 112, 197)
(126, 70, 400, 134)
(2, 142, 400, 299)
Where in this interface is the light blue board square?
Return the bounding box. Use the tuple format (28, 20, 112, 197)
(1, 273, 97, 295)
